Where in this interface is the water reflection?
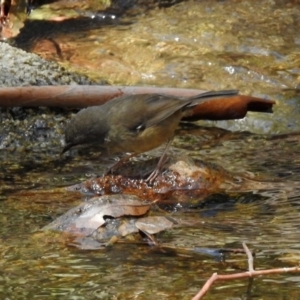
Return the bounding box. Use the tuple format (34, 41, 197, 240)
(1, 124, 300, 298)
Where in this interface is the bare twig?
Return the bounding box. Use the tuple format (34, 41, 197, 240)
(192, 243, 300, 300)
(243, 242, 254, 272)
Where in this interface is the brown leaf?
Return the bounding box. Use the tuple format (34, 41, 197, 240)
(117, 219, 139, 237)
(43, 194, 151, 235)
(135, 216, 174, 235)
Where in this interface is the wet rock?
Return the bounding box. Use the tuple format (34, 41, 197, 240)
(0, 42, 95, 87)
(0, 42, 104, 155)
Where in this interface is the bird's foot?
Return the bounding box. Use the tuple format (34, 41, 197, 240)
(145, 167, 160, 184)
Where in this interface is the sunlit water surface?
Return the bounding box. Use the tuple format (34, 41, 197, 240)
(1, 0, 300, 299)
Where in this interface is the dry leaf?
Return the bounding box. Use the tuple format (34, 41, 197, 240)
(43, 194, 151, 235)
(135, 216, 174, 235)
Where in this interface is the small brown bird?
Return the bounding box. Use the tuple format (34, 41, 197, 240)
(62, 90, 238, 182)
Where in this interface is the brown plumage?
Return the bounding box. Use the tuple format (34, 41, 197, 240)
(62, 90, 238, 182)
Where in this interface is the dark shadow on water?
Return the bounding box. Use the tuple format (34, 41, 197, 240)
(12, 0, 187, 51)
(13, 17, 128, 51)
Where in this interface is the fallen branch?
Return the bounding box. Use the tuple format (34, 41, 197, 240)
(0, 85, 275, 121)
(0, 85, 205, 107)
(243, 242, 254, 272)
(192, 242, 300, 300)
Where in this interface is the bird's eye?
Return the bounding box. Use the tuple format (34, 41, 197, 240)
(136, 124, 145, 132)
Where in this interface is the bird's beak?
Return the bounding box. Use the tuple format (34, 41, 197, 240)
(61, 143, 73, 156)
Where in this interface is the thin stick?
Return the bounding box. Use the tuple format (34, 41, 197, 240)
(243, 242, 254, 272)
(192, 243, 300, 300)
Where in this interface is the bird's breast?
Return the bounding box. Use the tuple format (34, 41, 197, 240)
(106, 110, 183, 155)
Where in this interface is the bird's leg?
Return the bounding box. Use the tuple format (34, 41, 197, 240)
(145, 139, 173, 184)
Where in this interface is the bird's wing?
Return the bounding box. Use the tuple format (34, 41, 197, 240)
(186, 90, 239, 107)
(107, 94, 188, 131)
(139, 94, 189, 128)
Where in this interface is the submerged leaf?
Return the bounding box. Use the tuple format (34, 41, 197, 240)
(135, 216, 174, 234)
(43, 194, 151, 235)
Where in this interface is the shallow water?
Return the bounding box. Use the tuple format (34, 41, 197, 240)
(1, 126, 300, 299)
(1, 0, 300, 299)
(8, 0, 300, 134)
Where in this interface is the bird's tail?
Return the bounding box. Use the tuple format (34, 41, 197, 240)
(187, 90, 239, 106)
